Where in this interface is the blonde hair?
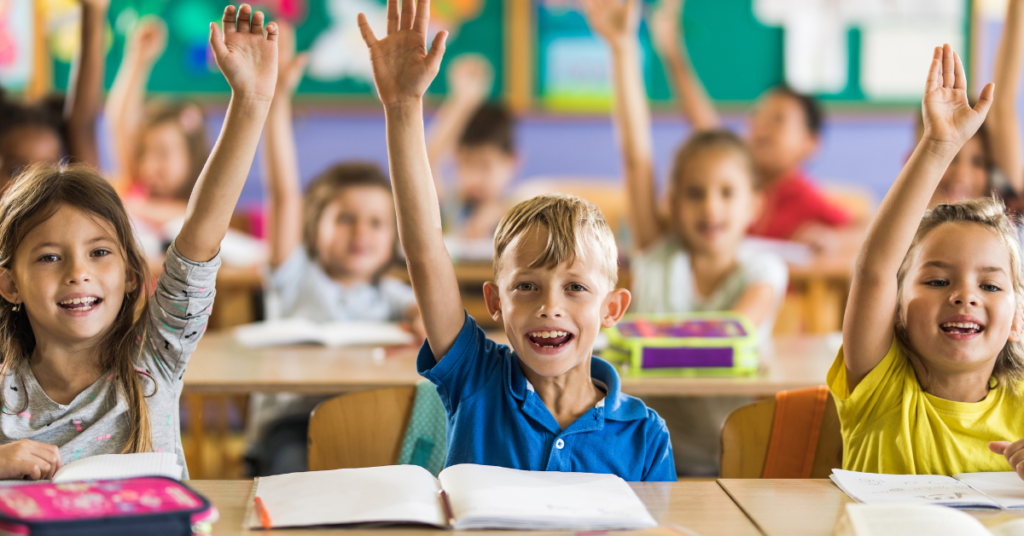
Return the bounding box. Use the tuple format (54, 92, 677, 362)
(0, 163, 154, 453)
(493, 194, 618, 287)
(895, 197, 1024, 391)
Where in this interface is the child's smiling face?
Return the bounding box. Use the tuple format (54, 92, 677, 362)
(0, 205, 134, 349)
(901, 221, 1023, 375)
(485, 225, 629, 379)
(316, 185, 397, 283)
(672, 147, 758, 256)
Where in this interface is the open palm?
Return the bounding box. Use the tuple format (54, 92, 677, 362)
(581, 0, 640, 46)
(359, 0, 447, 109)
(210, 4, 279, 102)
(922, 44, 994, 148)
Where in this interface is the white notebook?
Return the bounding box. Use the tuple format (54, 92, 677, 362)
(831, 469, 1024, 509)
(13, 453, 185, 483)
(247, 464, 658, 530)
(234, 319, 413, 349)
(838, 504, 1024, 536)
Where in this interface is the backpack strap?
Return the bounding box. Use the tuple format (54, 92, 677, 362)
(761, 386, 829, 478)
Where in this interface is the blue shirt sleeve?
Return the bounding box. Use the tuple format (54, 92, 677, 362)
(416, 313, 506, 415)
(642, 413, 677, 481)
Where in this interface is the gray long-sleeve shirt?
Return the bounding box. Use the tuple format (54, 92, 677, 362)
(0, 243, 220, 479)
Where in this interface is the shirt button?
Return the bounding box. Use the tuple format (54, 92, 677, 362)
(555, 439, 565, 450)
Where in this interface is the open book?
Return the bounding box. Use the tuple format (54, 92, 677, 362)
(0, 453, 184, 484)
(234, 319, 414, 349)
(831, 469, 1024, 509)
(246, 464, 658, 530)
(837, 504, 1024, 536)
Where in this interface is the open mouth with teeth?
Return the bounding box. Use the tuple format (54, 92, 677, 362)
(58, 297, 101, 311)
(940, 322, 983, 335)
(526, 330, 574, 348)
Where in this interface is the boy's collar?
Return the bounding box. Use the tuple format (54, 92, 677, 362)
(507, 352, 647, 421)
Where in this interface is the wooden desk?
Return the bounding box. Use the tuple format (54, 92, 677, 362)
(719, 479, 1024, 536)
(184, 331, 840, 397)
(187, 479, 760, 536)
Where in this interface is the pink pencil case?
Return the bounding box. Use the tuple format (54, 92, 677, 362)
(0, 476, 216, 535)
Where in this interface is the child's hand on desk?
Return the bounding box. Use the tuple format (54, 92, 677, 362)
(210, 4, 279, 103)
(358, 0, 448, 109)
(990, 440, 1024, 480)
(0, 439, 62, 480)
(921, 44, 994, 152)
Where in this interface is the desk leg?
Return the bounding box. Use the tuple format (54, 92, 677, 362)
(186, 394, 205, 479)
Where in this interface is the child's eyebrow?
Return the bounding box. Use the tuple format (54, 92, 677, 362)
(921, 260, 1007, 275)
(30, 236, 115, 251)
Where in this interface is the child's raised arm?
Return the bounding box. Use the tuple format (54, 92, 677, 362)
(64, 0, 108, 168)
(988, 0, 1024, 195)
(583, 0, 664, 251)
(359, 0, 463, 360)
(648, 0, 720, 131)
(174, 4, 277, 263)
(105, 17, 167, 183)
(262, 22, 308, 269)
(843, 45, 994, 389)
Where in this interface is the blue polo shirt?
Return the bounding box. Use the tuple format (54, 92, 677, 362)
(417, 314, 676, 481)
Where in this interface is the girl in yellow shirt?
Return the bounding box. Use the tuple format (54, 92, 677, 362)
(831, 43, 1024, 478)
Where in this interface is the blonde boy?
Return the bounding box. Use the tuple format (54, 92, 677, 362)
(357, 0, 674, 481)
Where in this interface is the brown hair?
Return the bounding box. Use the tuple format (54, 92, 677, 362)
(136, 102, 209, 201)
(895, 197, 1024, 391)
(458, 103, 516, 156)
(301, 162, 396, 261)
(493, 194, 618, 286)
(668, 129, 757, 198)
(0, 162, 154, 452)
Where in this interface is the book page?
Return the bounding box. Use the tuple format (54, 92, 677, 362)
(235, 319, 319, 348)
(955, 473, 1024, 509)
(250, 465, 445, 529)
(321, 321, 413, 347)
(439, 464, 658, 531)
(831, 469, 999, 509)
(845, 504, 992, 536)
(52, 453, 182, 483)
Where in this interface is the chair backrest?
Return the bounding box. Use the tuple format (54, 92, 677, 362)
(307, 386, 417, 471)
(720, 386, 842, 478)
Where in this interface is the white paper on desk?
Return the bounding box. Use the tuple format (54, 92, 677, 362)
(831, 469, 999, 508)
(844, 503, 991, 536)
(953, 472, 1024, 509)
(439, 464, 657, 530)
(234, 318, 413, 348)
(250, 465, 446, 529)
(51, 452, 182, 483)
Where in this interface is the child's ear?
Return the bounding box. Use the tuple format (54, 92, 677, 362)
(601, 287, 631, 328)
(0, 268, 20, 307)
(483, 281, 502, 323)
(1010, 303, 1024, 342)
(125, 271, 139, 294)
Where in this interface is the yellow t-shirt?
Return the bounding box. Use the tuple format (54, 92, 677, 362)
(827, 336, 1024, 475)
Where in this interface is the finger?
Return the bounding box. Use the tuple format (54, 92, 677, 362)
(250, 10, 265, 35)
(413, 0, 430, 34)
(237, 3, 252, 33)
(387, 0, 399, 34)
(357, 13, 378, 47)
(266, 21, 279, 42)
(953, 51, 967, 91)
(1008, 448, 1024, 471)
(925, 46, 941, 93)
(990, 441, 1011, 455)
(974, 82, 996, 118)
(426, 30, 448, 72)
(209, 22, 229, 58)
(401, 0, 415, 31)
(222, 4, 237, 34)
(1017, 459, 1024, 481)
(942, 43, 954, 88)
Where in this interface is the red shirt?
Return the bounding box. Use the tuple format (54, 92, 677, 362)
(750, 171, 853, 240)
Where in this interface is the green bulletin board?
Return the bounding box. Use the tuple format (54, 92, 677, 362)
(49, 0, 503, 99)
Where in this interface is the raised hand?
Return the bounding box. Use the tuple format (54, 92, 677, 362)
(581, 0, 640, 47)
(275, 21, 309, 96)
(358, 0, 448, 109)
(447, 54, 493, 104)
(209, 4, 279, 102)
(129, 17, 168, 66)
(921, 44, 995, 150)
(649, 0, 683, 55)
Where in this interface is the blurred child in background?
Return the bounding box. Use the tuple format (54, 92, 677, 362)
(426, 55, 517, 240)
(650, 0, 854, 253)
(246, 23, 422, 476)
(0, 0, 107, 186)
(584, 0, 787, 476)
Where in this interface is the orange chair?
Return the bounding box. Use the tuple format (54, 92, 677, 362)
(720, 386, 842, 478)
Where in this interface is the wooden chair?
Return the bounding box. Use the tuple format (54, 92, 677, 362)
(307, 386, 417, 471)
(720, 386, 842, 478)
